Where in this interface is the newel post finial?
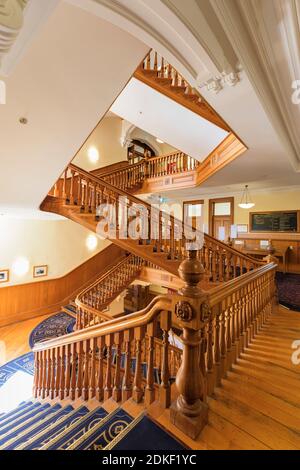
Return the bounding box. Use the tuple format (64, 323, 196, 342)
(170, 249, 209, 439)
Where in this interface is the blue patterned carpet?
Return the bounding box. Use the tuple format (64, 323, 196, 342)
(112, 416, 186, 450)
(29, 312, 75, 348)
(0, 312, 75, 390)
(0, 352, 34, 389)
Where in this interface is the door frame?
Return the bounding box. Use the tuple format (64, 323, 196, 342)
(208, 197, 234, 237)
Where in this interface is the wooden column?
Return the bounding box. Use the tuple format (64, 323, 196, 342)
(170, 249, 209, 439)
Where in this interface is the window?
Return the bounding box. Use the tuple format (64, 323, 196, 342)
(214, 202, 231, 216)
(187, 203, 202, 218)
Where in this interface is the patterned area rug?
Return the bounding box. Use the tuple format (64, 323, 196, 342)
(29, 312, 76, 348)
(276, 272, 300, 312)
(0, 352, 34, 389)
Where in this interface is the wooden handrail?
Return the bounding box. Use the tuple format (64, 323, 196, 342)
(32, 252, 277, 438)
(33, 295, 171, 352)
(75, 254, 143, 329)
(208, 261, 277, 306)
(54, 162, 262, 273)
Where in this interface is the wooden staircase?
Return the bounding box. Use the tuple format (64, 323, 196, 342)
(41, 163, 262, 279)
(153, 305, 300, 450)
(134, 50, 229, 132)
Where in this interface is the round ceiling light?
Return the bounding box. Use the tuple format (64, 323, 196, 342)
(87, 146, 99, 163)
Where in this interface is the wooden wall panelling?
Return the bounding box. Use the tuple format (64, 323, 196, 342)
(0, 245, 125, 328)
(235, 233, 300, 273)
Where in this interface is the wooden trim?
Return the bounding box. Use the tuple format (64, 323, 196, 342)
(33, 296, 172, 351)
(208, 197, 234, 237)
(195, 134, 247, 187)
(0, 245, 125, 328)
(134, 67, 229, 131)
(249, 210, 300, 233)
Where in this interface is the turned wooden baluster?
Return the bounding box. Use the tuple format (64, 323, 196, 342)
(104, 334, 113, 400)
(36, 351, 42, 397)
(59, 345, 66, 400)
(145, 322, 155, 406)
(213, 304, 222, 387)
(96, 336, 105, 401)
(75, 341, 83, 399)
(122, 330, 133, 402)
(54, 347, 61, 399)
(69, 342, 77, 400)
(33, 353, 39, 398)
(159, 311, 171, 408)
(133, 326, 144, 403)
(82, 339, 90, 400)
(64, 344, 71, 398)
(220, 301, 227, 376)
(113, 332, 123, 402)
(48, 348, 55, 399)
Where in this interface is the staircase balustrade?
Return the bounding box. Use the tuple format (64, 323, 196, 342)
(33, 250, 277, 438)
(49, 163, 262, 281)
(75, 254, 143, 329)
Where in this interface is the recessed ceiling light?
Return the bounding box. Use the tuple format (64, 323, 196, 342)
(156, 138, 164, 144)
(87, 146, 99, 163)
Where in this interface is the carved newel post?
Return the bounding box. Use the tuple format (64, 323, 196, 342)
(170, 249, 209, 439)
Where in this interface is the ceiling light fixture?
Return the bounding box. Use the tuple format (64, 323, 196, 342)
(156, 138, 164, 144)
(87, 146, 99, 163)
(238, 185, 255, 209)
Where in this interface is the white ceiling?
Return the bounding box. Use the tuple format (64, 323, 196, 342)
(75, 0, 300, 187)
(0, 1, 148, 216)
(111, 77, 228, 161)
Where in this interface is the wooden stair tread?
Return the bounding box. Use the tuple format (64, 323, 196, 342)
(226, 370, 300, 408)
(220, 376, 300, 431)
(239, 351, 300, 376)
(208, 392, 300, 450)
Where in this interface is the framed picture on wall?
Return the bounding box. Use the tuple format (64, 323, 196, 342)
(33, 265, 48, 278)
(237, 224, 248, 233)
(0, 269, 9, 283)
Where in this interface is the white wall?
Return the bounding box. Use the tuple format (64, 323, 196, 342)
(0, 2, 148, 214)
(0, 217, 110, 287)
(73, 116, 128, 171)
(72, 115, 179, 172)
(144, 187, 300, 233)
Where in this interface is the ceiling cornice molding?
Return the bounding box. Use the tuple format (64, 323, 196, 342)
(210, 0, 300, 172)
(70, 0, 198, 79)
(0, 0, 28, 63)
(162, 0, 240, 93)
(69, 0, 241, 94)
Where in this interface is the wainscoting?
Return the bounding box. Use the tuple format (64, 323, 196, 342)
(0, 245, 124, 327)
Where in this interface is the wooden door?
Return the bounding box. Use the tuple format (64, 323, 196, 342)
(183, 200, 204, 230)
(209, 197, 234, 241)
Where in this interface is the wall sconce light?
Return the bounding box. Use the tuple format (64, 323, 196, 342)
(86, 234, 98, 251)
(87, 146, 99, 163)
(12, 257, 30, 276)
